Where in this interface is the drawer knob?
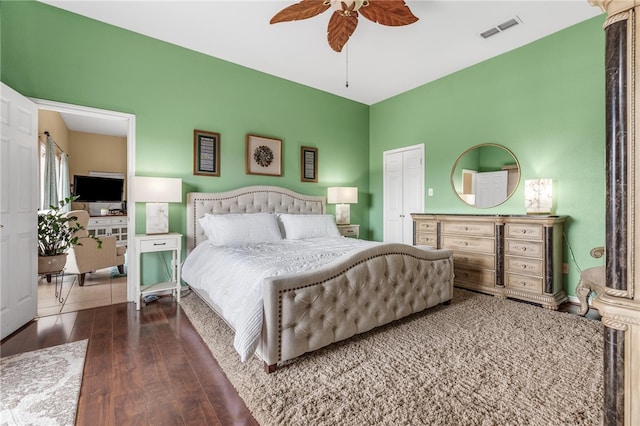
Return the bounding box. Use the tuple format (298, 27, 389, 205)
(153, 242, 167, 246)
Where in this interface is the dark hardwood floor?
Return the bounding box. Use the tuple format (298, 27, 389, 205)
(0, 295, 599, 425)
(0, 296, 258, 426)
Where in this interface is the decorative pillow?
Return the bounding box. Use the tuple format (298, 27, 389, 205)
(199, 213, 283, 246)
(278, 214, 341, 239)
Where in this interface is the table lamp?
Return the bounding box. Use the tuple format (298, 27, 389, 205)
(327, 187, 358, 225)
(132, 176, 182, 234)
(524, 178, 552, 214)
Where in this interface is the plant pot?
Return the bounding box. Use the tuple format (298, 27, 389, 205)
(38, 253, 68, 275)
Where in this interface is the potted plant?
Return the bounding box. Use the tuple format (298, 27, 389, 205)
(37, 196, 101, 275)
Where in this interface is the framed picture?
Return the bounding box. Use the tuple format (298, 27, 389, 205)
(194, 129, 220, 176)
(246, 134, 282, 176)
(301, 146, 318, 183)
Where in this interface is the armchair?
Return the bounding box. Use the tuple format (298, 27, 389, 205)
(575, 247, 605, 316)
(65, 210, 126, 286)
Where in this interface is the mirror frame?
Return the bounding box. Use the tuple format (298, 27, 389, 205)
(450, 143, 520, 208)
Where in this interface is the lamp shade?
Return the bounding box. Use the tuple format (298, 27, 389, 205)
(132, 176, 182, 203)
(327, 187, 358, 204)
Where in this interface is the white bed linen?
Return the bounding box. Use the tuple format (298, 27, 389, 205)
(181, 237, 378, 361)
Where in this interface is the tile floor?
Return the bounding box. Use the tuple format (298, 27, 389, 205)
(37, 267, 127, 317)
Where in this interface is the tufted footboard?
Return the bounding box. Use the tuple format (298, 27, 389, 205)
(261, 244, 454, 372)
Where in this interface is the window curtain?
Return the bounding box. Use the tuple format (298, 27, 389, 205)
(42, 134, 58, 210)
(58, 153, 70, 213)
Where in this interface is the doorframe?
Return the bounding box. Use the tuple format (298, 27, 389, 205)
(31, 98, 137, 302)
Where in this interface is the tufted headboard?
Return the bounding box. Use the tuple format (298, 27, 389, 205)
(186, 186, 326, 251)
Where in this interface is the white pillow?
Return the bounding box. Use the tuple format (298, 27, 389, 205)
(278, 214, 341, 239)
(199, 213, 283, 246)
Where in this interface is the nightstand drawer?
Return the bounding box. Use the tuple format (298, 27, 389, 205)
(337, 224, 359, 238)
(139, 237, 178, 252)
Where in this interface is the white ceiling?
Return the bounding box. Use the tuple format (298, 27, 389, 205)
(59, 112, 129, 137)
(40, 0, 602, 132)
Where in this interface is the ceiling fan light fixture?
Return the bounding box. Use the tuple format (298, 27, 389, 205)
(330, 0, 366, 14)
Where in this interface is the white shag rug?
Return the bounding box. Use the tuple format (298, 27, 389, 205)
(180, 289, 603, 426)
(0, 339, 88, 426)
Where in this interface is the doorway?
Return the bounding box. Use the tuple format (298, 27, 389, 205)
(33, 99, 136, 316)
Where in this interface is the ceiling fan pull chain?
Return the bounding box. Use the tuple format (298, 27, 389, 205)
(345, 43, 349, 88)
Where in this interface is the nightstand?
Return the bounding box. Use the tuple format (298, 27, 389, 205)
(337, 224, 360, 238)
(135, 233, 182, 310)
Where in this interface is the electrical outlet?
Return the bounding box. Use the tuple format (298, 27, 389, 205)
(562, 263, 569, 274)
(428, 188, 434, 196)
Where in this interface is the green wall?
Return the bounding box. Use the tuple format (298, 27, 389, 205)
(2, 1, 608, 297)
(1, 1, 369, 284)
(369, 15, 607, 297)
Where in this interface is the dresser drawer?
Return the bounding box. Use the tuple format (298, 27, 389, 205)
(454, 267, 495, 287)
(442, 221, 495, 237)
(139, 237, 178, 252)
(109, 217, 127, 226)
(453, 252, 495, 270)
(505, 256, 544, 276)
(416, 233, 437, 246)
(505, 223, 544, 240)
(505, 239, 543, 258)
(441, 235, 495, 253)
(416, 221, 437, 232)
(505, 273, 543, 293)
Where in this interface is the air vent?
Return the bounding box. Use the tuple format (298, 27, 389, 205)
(480, 28, 500, 39)
(481, 16, 522, 39)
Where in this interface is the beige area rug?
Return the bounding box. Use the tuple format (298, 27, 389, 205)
(0, 339, 88, 426)
(180, 289, 603, 426)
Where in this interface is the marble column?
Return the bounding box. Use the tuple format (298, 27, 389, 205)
(589, 1, 640, 425)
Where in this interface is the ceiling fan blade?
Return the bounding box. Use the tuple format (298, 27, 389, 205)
(327, 10, 358, 52)
(359, 0, 418, 26)
(270, 0, 331, 24)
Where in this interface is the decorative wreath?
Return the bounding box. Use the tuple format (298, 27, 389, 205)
(254, 145, 274, 167)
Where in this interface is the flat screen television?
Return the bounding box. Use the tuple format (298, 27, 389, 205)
(73, 175, 124, 203)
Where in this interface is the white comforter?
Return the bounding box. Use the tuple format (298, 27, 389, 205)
(181, 237, 378, 361)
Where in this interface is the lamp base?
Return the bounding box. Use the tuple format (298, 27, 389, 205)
(146, 202, 169, 234)
(335, 204, 351, 225)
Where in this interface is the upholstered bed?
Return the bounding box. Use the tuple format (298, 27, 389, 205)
(183, 186, 454, 372)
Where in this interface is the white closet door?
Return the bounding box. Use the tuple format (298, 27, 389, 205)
(1, 83, 38, 339)
(383, 151, 404, 243)
(383, 144, 424, 244)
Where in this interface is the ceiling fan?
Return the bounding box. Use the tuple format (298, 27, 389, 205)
(270, 0, 419, 52)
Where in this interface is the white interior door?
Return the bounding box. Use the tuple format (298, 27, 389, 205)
(1, 83, 38, 339)
(402, 147, 424, 243)
(383, 144, 424, 244)
(383, 151, 403, 243)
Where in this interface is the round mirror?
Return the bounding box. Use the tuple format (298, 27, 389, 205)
(451, 144, 520, 208)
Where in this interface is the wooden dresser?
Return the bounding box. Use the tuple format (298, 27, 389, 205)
(412, 214, 567, 309)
